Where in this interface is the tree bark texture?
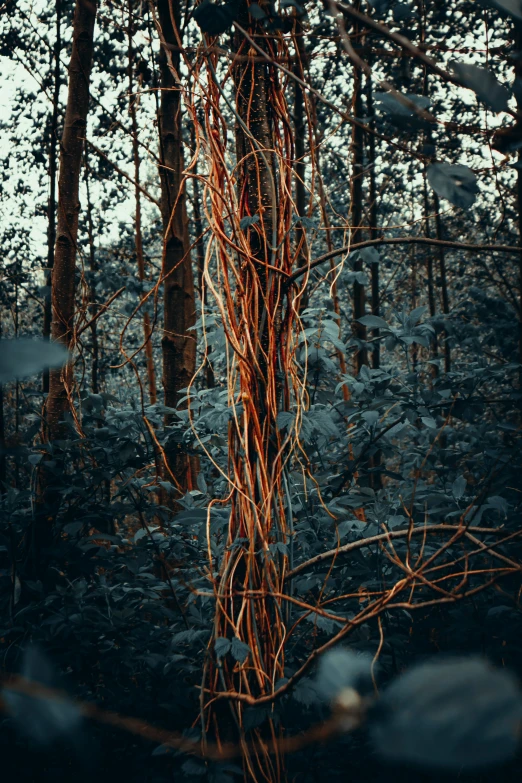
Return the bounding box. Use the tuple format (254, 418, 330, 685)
(128, 2, 157, 405)
(157, 0, 197, 490)
(47, 0, 97, 440)
(43, 0, 62, 394)
(349, 10, 367, 370)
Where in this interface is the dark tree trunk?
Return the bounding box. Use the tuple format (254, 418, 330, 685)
(349, 9, 367, 370)
(0, 313, 5, 494)
(128, 2, 157, 404)
(43, 0, 62, 394)
(433, 193, 451, 373)
(157, 0, 197, 491)
(84, 147, 99, 394)
(514, 24, 522, 390)
(47, 0, 97, 440)
(367, 69, 380, 370)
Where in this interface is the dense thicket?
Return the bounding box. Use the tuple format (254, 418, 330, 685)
(1, 1, 522, 782)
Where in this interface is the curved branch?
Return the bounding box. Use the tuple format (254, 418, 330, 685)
(285, 524, 519, 581)
(288, 237, 522, 285)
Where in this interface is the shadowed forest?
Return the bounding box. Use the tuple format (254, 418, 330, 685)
(1, 0, 522, 781)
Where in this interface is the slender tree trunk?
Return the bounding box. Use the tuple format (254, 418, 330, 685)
(293, 22, 309, 312)
(350, 8, 367, 370)
(47, 0, 97, 440)
(367, 68, 380, 370)
(514, 24, 522, 390)
(433, 193, 451, 373)
(84, 148, 99, 394)
(157, 0, 197, 491)
(0, 313, 6, 494)
(128, 2, 157, 404)
(43, 0, 62, 394)
(191, 122, 215, 389)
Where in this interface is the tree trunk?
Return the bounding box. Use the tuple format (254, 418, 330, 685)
(433, 193, 451, 373)
(128, 2, 157, 405)
(367, 69, 380, 370)
(84, 147, 99, 394)
(349, 9, 367, 370)
(43, 0, 62, 394)
(191, 122, 215, 389)
(514, 24, 522, 391)
(157, 0, 197, 491)
(47, 0, 97, 440)
(0, 312, 6, 494)
(203, 9, 292, 779)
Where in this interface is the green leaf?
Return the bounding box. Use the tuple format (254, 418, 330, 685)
(358, 314, 389, 330)
(193, 0, 236, 35)
(240, 214, 260, 230)
(248, 3, 266, 19)
(488, 0, 522, 21)
(427, 163, 478, 209)
(452, 62, 511, 112)
(231, 637, 251, 663)
(452, 476, 467, 499)
(214, 637, 231, 659)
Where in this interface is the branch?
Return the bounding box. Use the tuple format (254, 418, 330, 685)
(333, 1, 518, 120)
(289, 237, 522, 285)
(76, 287, 126, 338)
(86, 140, 160, 208)
(286, 524, 519, 581)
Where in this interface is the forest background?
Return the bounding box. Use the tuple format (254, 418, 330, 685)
(1, 0, 522, 781)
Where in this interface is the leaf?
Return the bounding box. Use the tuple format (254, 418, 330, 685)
(375, 92, 430, 119)
(367, 0, 392, 13)
(214, 637, 231, 659)
(0, 339, 68, 384)
(231, 637, 251, 664)
(316, 648, 373, 702)
(357, 314, 389, 330)
(196, 472, 208, 494)
(182, 757, 207, 775)
(452, 62, 511, 112)
(427, 163, 478, 209)
(487, 0, 522, 21)
(193, 0, 236, 35)
(370, 657, 522, 770)
(452, 475, 467, 499)
(357, 246, 380, 265)
(421, 416, 437, 429)
(240, 214, 260, 230)
(393, 3, 417, 23)
(248, 3, 266, 19)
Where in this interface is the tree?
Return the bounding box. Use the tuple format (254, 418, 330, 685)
(46, 0, 97, 441)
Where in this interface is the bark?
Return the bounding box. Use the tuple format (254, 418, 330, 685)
(366, 68, 380, 370)
(128, 3, 157, 404)
(293, 23, 309, 311)
(0, 313, 5, 494)
(84, 148, 99, 394)
(190, 122, 215, 389)
(349, 10, 367, 370)
(43, 0, 62, 394)
(157, 0, 197, 490)
(434, 192, 451, 373)
(206, 8, 287, 779)
(47, 0, 97, 440)
(514, 24, 522, 391)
